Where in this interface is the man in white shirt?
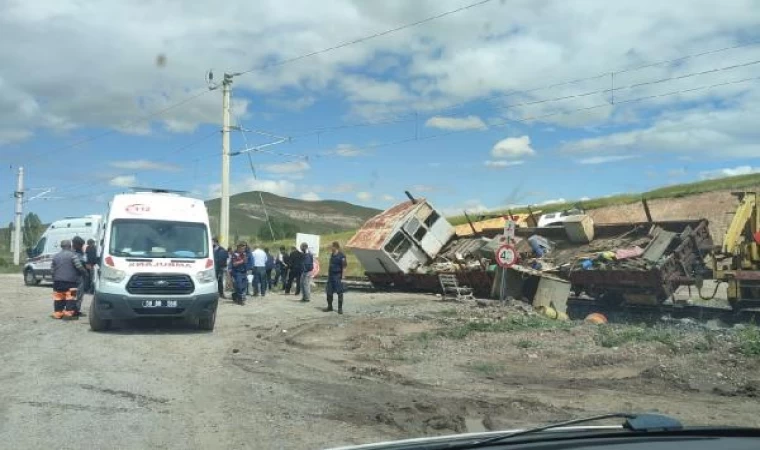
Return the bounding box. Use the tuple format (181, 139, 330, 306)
(251, 245, 268, 296)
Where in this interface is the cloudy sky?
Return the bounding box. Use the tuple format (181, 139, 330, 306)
(2, 0, 760, 224)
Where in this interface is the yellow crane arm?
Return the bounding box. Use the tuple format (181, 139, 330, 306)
(722, 192, 757, 255)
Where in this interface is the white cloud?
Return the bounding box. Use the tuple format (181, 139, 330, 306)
(491, 136, 535, 159)
(3, 0, 760, 169)
(538, 198, 567, 206)
(109, 159, 181, 171)
(577, 155, 639, 165)
(261, 160, 310, 174)
(267, 96, 316, 112)
(300, 192, 321, 201)
(579, 196, 591, 201)
(425, 115, 487, 131)
(440, 199, 491, 217)
(484, 160, 524, 168)
(109, 175, 137, 187)
(381, 194, 395, 202)
(326, 144, 365, 157)
(356, 191, 373, 202)
(700, 165, 760, 180)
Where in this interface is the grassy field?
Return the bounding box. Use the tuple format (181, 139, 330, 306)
(448, 173, 760, 225)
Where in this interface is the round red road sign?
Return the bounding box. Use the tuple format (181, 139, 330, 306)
(495, 244, 518, 268)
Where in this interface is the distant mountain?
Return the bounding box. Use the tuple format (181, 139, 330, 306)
(205, 191, 381, 240)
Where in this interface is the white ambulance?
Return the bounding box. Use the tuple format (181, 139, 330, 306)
(24, 215, 103, 285)
(91, 190, 218, 331)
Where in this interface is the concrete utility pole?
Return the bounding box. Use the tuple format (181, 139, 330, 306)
(220, 73, 232, 248)
(13, 166, 24, 265)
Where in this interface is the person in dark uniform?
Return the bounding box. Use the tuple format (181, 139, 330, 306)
(72, 236, 88, 316)
(230, 243, 248, 304)
(273, 246, 288, 290)
(285, 246, 303, 295)
(213, 238, 229, 299)
(325, 241, 348, 314)
(85, 239, 98, 294)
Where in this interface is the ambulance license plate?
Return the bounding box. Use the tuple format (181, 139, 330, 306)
(142, 300, 178, 308)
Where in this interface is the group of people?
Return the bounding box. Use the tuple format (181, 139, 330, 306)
(212, 239, 347, 314)
(50, 237, 98, 319)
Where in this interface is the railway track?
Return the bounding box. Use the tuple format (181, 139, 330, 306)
(315, 276, 760, 324)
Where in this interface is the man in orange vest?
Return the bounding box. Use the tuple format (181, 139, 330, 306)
(51, 239, 88, 319)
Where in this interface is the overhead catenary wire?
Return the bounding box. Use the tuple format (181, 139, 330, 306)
(233, 0, 496, 77)
(300, 75, 760, 158)
(286, 42, 760, 138)
(230, 112, 277, 241)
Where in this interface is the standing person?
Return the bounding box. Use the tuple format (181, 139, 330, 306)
(230, 243, 248, 304)
(50, 239, 87, 319)
(85, 239, 98, 294)
(300, 242, 314, 303)
(273, 246, 288, 290)
(213, 238, 229, 299)
(264, 248, 275, 290)
(285, 246, 303, 295)
(245, 243, 254, 297)
(72, 236, 88, 316)
(251, 244, 267, 297)
(325, 241, 348, 314)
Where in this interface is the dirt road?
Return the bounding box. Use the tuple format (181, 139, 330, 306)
(1, 274, 759, 450)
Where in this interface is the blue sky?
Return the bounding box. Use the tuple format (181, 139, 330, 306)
(2, 0, 760, 225)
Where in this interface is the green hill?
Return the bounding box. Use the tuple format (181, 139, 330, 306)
(205, 191, 380, 242)
(448, 173, 760, 225)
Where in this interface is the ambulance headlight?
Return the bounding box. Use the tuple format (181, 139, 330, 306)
(101, 266, 126, 283)
(196, 268, 216, 284)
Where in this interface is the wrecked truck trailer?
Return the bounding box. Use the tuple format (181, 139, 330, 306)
(514, 219, 714, 306)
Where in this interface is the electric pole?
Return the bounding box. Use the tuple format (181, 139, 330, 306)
(13, 166, 24, 265)
(220, 73, 232, 248)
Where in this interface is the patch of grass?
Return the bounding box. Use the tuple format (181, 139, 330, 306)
(692, 330, 719, 352)
(414, 331, 434, 348)
(469, 361, 505, 376)
(437, 309, 459, 317)
(439, 315, 571, 340)
(516, 339, 539, 349)
(735, 326, 760, 357)
(595, 325, 679, 350)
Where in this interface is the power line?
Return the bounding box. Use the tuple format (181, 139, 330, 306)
(286, 41, 760, 138)
(300, 75, 760, 157)
(234, 0, 496, 77)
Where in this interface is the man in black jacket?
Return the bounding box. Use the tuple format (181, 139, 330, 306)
(213, 238, 229, 299)
(284, 246, 303, 295)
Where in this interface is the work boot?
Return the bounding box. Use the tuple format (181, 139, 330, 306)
(338, 294, 344, 315)
(324, 298, 333, 312)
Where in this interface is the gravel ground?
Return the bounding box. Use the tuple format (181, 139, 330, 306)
(1, 274, 759, 450)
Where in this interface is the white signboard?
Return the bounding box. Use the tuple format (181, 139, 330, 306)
(295, 233, 320, 257)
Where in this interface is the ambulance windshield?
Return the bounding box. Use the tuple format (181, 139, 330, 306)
(109, 219, 209, 258)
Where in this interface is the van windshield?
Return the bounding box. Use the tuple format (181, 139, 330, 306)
(109, 219, 209, 258)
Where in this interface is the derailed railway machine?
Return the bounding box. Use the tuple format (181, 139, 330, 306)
(349, 192, 760, 313)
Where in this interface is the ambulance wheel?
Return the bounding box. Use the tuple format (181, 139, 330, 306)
(89, 301, 112, 332)
(24, 269, 39, 286)
(198, 309, 217, 331)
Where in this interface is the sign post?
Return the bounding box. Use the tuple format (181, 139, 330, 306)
(497, 216, 518, 301)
